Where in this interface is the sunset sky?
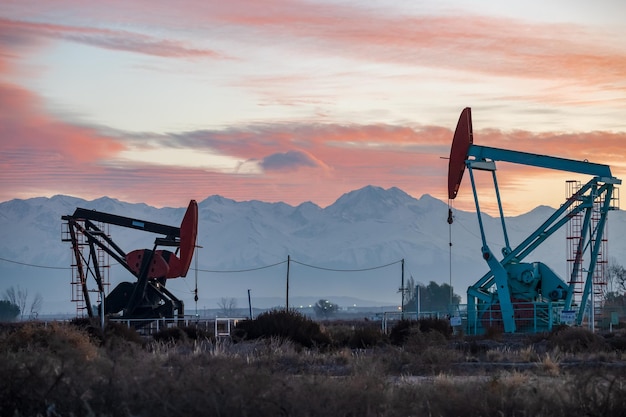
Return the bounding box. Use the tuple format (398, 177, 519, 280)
(1, 0, 625, 215)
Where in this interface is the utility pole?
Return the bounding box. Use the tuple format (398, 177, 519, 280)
(247, 289, 253, 320)
(415, 285, 420, 319)
(286, 255, 290, 311)
(100, 289, 105, 331)
(401, 259, 405, 319)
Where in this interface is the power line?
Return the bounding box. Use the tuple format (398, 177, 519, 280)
(193, 260, 288, 273)
(0, 256, 71, 270)
(1, 255, 403, 275)
(290, 259, 402, 272)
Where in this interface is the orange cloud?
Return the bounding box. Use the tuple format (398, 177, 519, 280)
(447, 127, 626, 215)
(2, 104, 625, 215)
(0, 82, 127, 201)
(0, 83, 125, 161)
(476, 129, 626, 171)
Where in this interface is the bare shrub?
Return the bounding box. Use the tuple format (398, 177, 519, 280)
(604, 331, 626, 352)
(548, 326, 608, 354)
(180, 324, 214, 341)
(389, 318, 451, 346)
(389, 374, 568, 417)
(566, 369, 626, 417)
(152, 326, 189, 344)
(380, 330, 460, 375)
(417, 317, 453, 337)
(485, 346, 510, 362)
(279, 372, 387, 416)
(3, 322, 97, 360)
(0, 323, 104, 416)
(324, 323, 353, 346)
(403, 327, 448, 353)
(518, 345, 540, 362)
(484, 325, 503, 340)
(348, 326, 387, 348)
(69, 316, 103, 341)
(4, 320, 626, 417)
(235, 309, 331, 348)
(103, 321, 144, 351)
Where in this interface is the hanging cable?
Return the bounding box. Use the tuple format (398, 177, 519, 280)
(291, 258, 402, 272)
(0, 256, 71, 270)
(193, 259, 288, 273)
(194, 245, 201, 316)
(447, 200, 454, 306)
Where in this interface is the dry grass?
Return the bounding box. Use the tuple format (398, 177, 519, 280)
(540, 351, 561, 375)
(1, 321, 626, 416)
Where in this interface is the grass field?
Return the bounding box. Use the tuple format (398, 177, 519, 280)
(1, 312, 626, 417)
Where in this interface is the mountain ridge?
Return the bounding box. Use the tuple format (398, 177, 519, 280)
(2, 185, 624, 314)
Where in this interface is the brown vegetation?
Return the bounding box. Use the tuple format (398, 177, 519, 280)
(1, 317, 626, 417)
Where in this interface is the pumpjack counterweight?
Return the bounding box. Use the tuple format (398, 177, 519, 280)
(62, 200, 198, 321)
(448, 108, 620, 334)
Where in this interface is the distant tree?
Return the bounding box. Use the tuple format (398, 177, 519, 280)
(3, 286, 43, 320)
(604, 292, 626, 307)
(29, 293, 43, 319)
(217, 297, 238, 317)
(404, 281, 461, 312)
(313, 299, 339, 318)
(607, 258, 626, 295)
(602, 292, 626, 323)
(402, 275, 416, 302)
(4, 286, 27, 319)
(0, 300, 20, 322)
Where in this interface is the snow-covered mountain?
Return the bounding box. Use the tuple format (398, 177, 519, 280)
(1, 185, 624, 314)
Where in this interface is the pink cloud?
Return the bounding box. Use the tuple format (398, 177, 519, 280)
(0, 17, 221, 58)
(1, 1, 624, 213)
(0, 83, 125, 161)
(5, 2, 623, 92)
(2, 102, 625, 214)
(477, 129, 626, 167)
(0, 82, 127, 201)
(143, 123, 625, 211)
(185, 2, 626, 93)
